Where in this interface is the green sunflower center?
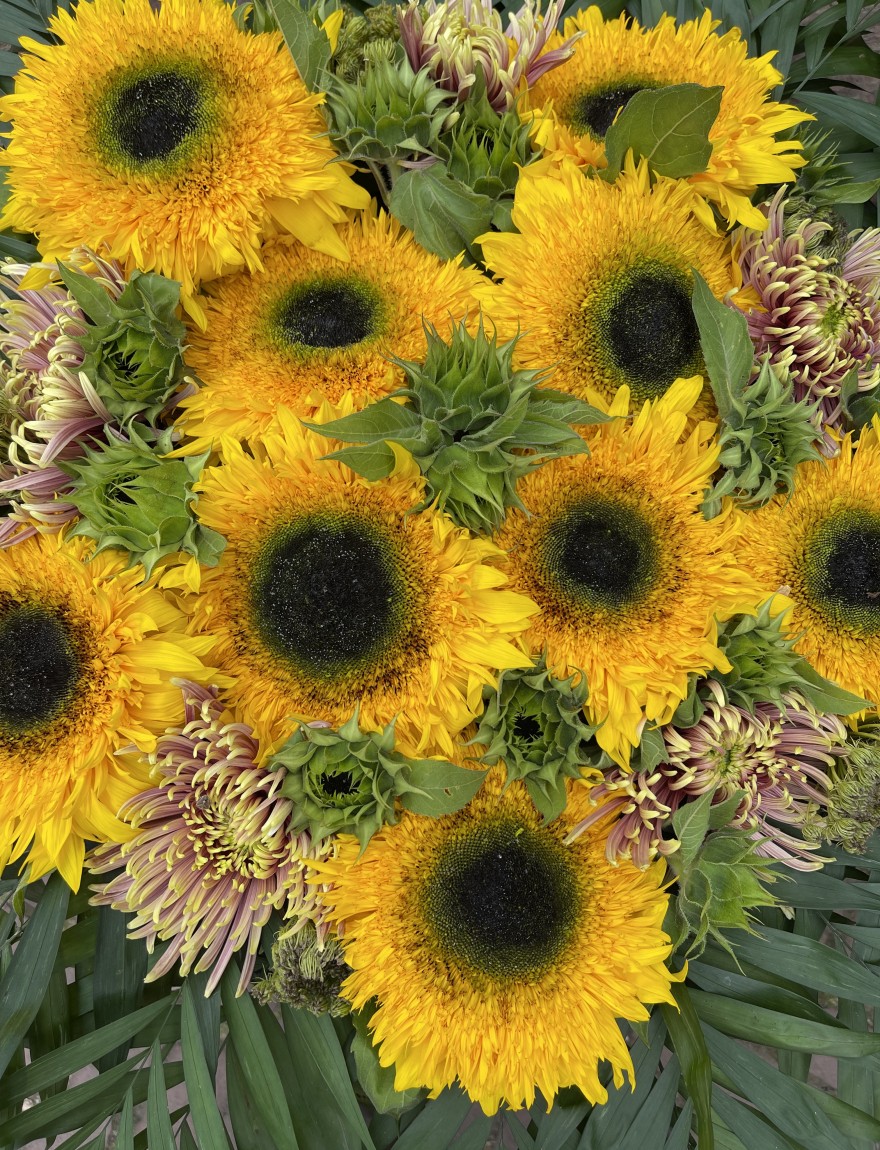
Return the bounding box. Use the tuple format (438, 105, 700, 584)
(592, 262, 703, 400)
(422, 819, 580, 981)
(0, 604, 82, 736)
(804, 509, 880, 634)
(271, 276, 383, 351)
(541, 495, 660, 612)
(512, 712, 542, 744)
(249, 514, 410, 682)
(568, 79, 658, 138)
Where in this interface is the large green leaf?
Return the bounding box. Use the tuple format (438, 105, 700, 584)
(662, 983, 713, 1150)
(147, 1039, 177, 1150)
(796, 91, 880, 147)
(226, 1045, 277, 1150)
(93, 905, 146, 1071)
(269, 0, 332, 91)
(580, 1019, 666, 1149)
(389, 165, 494, 262)
(730, 927, 880, 1006)
(182, 982, 230, 1150)
(390, 1088, 472, 1150)
(604, 84, 723, 179)
(711, 1089, 806, 1150)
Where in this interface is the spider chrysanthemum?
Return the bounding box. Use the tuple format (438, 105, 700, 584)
(478, 157, 737, 420)
(528, 7, 810, 228)
(494, 378, 760, 766)
(89, 682, 331, 996)
(175, 214, 483, 452)
(314, 767, 680, 1114)
(190, 407, 537, 758)
(0, 533, 218, 888)
(0, 0, 369, 323)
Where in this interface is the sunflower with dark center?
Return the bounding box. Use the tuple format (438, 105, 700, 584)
(0, 0, 369, 324)
(0, 533, 220, 889)
(313, 767, 681, 1113)
(740, 420, 880, 715)
(191, 405, 537, 758)
(175, 216, 483, 451)
(494, 378, 760, 766)
(478, 157, 737, 419)
(528, 7, 810, 229)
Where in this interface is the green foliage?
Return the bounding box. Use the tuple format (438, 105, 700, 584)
(59, 427, 226, 578)
(472, 656, 601, 822)
(352, 1001, 427, 1116)
(269, 0, 333, 91)
(306, 320, 608, 533)
(332, 3, 401, 80)
(603, 83, 722, 180)
(275, 711, 485, 849)
(251, 925, 351, 1016)
(57, 262, 190, 431)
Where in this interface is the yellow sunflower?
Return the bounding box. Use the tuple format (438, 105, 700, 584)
(191, 406, 537, 758)
(314, 767, 681, 1114)
(0, 533, 219, 889)
(478, 156, 737, 420)
(0, 0, 369, 324)
(494, 378, 760, 767)
(739, 419, 880, 717)
(528, 7, 811, 229)
(175, 213, 484, 453)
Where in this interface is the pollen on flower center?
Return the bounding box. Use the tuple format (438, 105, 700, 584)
(422, 819, 580, 980)
(249, 514, 409, 681)
(0, 604, 82, 735)
(274, 277, 382, 350)
(568, 80, 655, 138)
(106, 68, 205, 164)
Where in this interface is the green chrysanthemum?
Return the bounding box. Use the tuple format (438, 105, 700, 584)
(472, 655, 603, 820)
(307, 320, 608, 533)
(332, 4, 402, 81)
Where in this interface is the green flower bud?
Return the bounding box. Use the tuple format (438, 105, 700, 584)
(702, 357, 823, 517)
(806, 733, 880, 855)
(472, 655, 602, 821)
(306, 319, 609, 534)
(57, 263, 190, 430)
(333, 3, 401, 81)
(251, 926, 351, 1016)
(60, 427, 226, 578)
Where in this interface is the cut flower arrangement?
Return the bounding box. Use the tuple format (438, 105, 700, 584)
(1, 0, 880, 1145)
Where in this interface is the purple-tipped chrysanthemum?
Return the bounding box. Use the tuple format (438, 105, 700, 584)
(737, 189, 880, 441)
(398, 0, 578, 112)
(568, 682, 847, 870)
(0, 252, 124, 544)
(89, 683, 333, 997)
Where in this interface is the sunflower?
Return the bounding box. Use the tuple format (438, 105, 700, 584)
(528, 7, 811, 229)
(190, 406, 537, 758)
(0, 533, 219, 889)
(314, 767, 680, 1114)
(478, 156, 737, 420)
(739, 420, 880, 716)
(175, 214, 483, 452)
(0, 0, 369, 324)
(494, 378, 760, 766)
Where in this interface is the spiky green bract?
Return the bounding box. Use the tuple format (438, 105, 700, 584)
(792, 129, 880, 235)
(251, 925, 351, 1016)
(275, 713, 486, 850)
(332, 3, 401, 81)
(306, 320, 609, 533)
(665, 790, 778, 959)
(325, 50, 456, 164)
(59, 427, 225, 578)
(805, 730, 880, 855)
(57, 263, 189, 431)
(472, 655, 602, 821)
(702, 356, 823, 518)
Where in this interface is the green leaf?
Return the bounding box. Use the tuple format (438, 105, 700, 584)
(389, 165, 494, 262)
(221, 965, 299, 1150)
(796, 91, 880, 148)
(93, 905, 146, 1071)
(182, 983, 230, 1150)
(662, 983, 713, 1150)
(665, 1100, 694, 1150)
(398, 761, 487, 817)
(280, 1006, 375, 1150)
(56, 261, 115, 326)
(226, 1046, 277, 1150)
(813, 178, 880, 205)
(304, 400, 422, 445)
(691, 271, 753, 418)
(604, 84, 723, 179)
(711, 1089, 805, 1150)
(322, 443, 397, 482)
(581, 1017, 666, 1149)
(635, 724, 669, 773)
(616, 1057, 680, 1150)
(185, 970, 221, 1081)
(0, 872, 69, 1080)
(117, 1091, 135, 1150)
(390, 1088, 473, 1150)
(351, 1004, 426, 1117)
(671, 789, 714, 868)
(268, 0, 331, 91)
(28, 963, 70, 1093)
(147, 1039, 176, 1150)
(730, 927, 880, 1006)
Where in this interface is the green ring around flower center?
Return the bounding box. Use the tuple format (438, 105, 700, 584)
(564, 78, 661, 139)
(266, 274, 387, 354)
(420, 817, 581, 982)
(248, 512, 415, 685)
(0, 600, 88, 743)
(538, 493, 661, 614)
(93, 58, 221, 177)
(584, 260, 704, 401)
(802, 507, 880, 636)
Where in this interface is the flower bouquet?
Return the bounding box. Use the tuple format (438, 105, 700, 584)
(0, 0, 879, 1145)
